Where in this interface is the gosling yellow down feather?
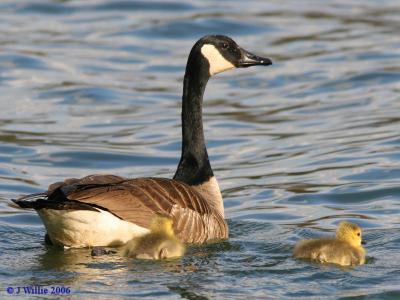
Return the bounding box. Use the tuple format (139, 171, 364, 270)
(122, 216, 185, 260)
(293, 221, 366, 266)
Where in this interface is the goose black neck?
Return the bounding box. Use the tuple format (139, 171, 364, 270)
(173, 50, 213, 186)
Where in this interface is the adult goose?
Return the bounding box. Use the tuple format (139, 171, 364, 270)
(13, 35, 272, 247)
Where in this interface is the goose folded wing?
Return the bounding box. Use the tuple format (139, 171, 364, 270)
(46, 176, 220, 242)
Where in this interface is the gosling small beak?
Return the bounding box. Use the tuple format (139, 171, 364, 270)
(238, 48, 272, 68)
(361, 240, 366, 245)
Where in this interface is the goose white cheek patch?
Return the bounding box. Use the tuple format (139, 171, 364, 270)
(201, 44, 235, 75)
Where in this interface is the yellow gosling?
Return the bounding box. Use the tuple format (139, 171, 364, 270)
(122, 216, 185, 260)
(294, 221, 366, 266)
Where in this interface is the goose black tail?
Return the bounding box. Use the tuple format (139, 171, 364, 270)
(12, 193, 100, 212)
(11, 193, 48, 209)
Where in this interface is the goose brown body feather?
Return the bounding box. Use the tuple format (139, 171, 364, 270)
(15, 174, 228, 244)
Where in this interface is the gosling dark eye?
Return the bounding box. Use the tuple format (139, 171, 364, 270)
(221, 43, 228, 50)
(357, 233, 360, 236)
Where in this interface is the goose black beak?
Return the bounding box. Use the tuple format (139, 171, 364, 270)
(361, 240, 366, 245)
(238, 48, 272, 68)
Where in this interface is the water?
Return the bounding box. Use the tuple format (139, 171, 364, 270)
(1, 0, 400, 298)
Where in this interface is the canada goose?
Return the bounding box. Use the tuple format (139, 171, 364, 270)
(13, 35, 272, 247)
(293, 221, 366, 266)
(122, 215, 185, 260)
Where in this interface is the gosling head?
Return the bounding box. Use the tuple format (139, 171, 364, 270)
(336, 221, 364, 247)
(150, 215, 175, 237)
(188, 35, 272, 77)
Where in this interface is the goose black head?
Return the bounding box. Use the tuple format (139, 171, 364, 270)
(189, 35, 272, 76)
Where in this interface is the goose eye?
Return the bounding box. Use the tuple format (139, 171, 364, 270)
(357, 233, 360, 236)
(221, 43, 228, 50)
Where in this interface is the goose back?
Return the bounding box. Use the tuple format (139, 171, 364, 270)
(15, 174, 228, 244)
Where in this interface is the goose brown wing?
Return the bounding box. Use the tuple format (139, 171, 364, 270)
(14, 174, 227, 243)
(13, 174, 127, 210)
(44, 175, 225, 243)
(46, 174, 127, 195)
